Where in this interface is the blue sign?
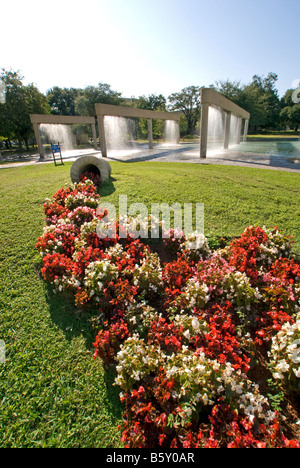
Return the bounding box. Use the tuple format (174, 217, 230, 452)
(51, 144, 61, 153)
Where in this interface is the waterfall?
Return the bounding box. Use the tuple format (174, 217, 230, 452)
(207, 106, 225, 153)
(40, 124, 75, 151)
(164, 120, 179, 144)
(229, 115, 240, 147)
(104, 116, 137, 150)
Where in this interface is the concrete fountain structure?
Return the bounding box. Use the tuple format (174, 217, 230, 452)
(200, 88, 250, 158)
(29, 90, 250, 178)
(30, 114, 99, 160)
(30, 105, 181, 179)
(95, 103, 181, 158)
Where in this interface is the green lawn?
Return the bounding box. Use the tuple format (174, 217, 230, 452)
(0, 160, 299, 447)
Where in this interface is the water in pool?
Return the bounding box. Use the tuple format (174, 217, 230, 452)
(230, 140, 300, 158)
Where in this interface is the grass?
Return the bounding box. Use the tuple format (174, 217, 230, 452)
(0, 160, 299, 448)
(247, 131, 300, 140)
(102, 161, 300, 253)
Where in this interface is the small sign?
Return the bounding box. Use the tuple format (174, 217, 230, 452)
(51, 144, 61, 153)
(51, 143, 64, 166)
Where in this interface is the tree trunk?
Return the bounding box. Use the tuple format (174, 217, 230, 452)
(17, 133, 23, 151)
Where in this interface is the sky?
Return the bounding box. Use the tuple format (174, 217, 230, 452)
(2, 0, 300, 99)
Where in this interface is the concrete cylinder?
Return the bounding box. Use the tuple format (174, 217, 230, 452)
(70, 155, 111, 183)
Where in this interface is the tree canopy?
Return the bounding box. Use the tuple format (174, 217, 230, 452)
(280, 88, 300, 132)
(133, 94, 167, 139)
(215, 73, 281, 132)
(74, 83, 122, 116)
(168, 86, 202, 135)
(46, 87, 79, 116)
(0, 69, 50, 149)
(1, 67, 300, 153)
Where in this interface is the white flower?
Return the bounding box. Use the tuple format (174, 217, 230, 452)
(293, 368, 300, 378)
(235, 384, 243, 395)
(192, 317, 200, 330)
(132, 370, 140, 380)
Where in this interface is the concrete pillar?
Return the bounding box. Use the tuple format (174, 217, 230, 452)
(97, 115, 107, 158)
(223, 111, 231, 150)
(243, 119, 249, 142)
(33, 123, 45, 160)
(91, 121, 98, 150)
(200, 103, 209, 158)
(148, 119, 153, 149)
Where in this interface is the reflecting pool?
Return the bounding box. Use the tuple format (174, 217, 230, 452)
(230, 140, 300, 159)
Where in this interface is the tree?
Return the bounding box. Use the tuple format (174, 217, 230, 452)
(135, 94, 167, 139)
(242, 73, 280, 131)
(215, 74, 281, 132)
(136, 94, 166, 112)
(168, 86, 201, 135)
(75, 83, 122, 116)
(280, 88, 300, 132)
(46, 87, 79, 115)
(0, 69, 50, 150)
(214, 80, 244, 107)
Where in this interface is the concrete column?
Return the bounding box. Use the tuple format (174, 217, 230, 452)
(97, 115, 107, 158)
(33, 123, 45, 160)
(223, 111, 231, 150)
(243, 119, 249, 142)
(148, 119, 153, 149)
(200, 103, 209, 158)
(91, 121, 98, 150)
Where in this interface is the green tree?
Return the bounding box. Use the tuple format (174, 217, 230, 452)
(0, 69, 50, 150)
(75, 83, 122, 116)
(136, 94, 166, 111)
(214, 80, 244, 107)
(135, 94, 167, 139)
(242, 73, 280, 131)
(168, 86, 201, 135)
(215, 73, 281, 132)
(280, 88, 300, 132)
(46, 86, 79, 115)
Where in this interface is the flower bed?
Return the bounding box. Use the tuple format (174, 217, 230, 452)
(37, 179, 300, 448)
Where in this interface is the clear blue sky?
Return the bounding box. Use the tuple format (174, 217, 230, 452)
(2, 0, 300, 99)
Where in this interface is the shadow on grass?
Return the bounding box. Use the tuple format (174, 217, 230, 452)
(43, 281, 124, 421)
(99, 177, 117, 198)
